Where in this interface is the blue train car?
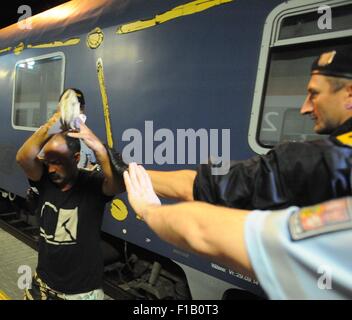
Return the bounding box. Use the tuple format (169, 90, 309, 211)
(0, 0, 351, 299)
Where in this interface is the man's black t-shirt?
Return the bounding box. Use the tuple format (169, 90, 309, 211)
(29, 169, 113, 294)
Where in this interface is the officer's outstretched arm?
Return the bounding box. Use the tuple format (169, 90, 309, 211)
(147, 169, 196, 201)
(124, 163, 254, 278)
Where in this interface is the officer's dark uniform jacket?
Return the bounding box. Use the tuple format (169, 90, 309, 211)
(193, 118, 352, 210)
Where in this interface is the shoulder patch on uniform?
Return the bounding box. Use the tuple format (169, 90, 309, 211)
(289, 198, 352, 240)
(335, 131, 352, 147)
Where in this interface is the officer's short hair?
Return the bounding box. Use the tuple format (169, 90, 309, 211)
(326, 76, 352, 93)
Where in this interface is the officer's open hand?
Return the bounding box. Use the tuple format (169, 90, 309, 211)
(123, 163, 161, 219)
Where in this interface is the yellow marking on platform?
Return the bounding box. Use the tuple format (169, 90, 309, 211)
(117, 0, 233, 34)
(0, 290, 11, 300)
(27, 38, 80, 49)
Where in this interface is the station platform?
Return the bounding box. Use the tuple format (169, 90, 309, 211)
(0, 227, 115, 300)
(0, 227, 37, 300)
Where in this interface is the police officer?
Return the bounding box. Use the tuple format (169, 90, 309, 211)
(124, 163, 352, 299)
(148, 48, 352, 210)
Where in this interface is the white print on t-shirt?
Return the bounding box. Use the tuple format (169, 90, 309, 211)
(40, 202, 78, 245)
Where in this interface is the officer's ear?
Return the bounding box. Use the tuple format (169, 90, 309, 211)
(345, 82, 352, 107)
(346, 81, 352, 97)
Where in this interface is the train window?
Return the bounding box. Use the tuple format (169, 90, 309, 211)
(12, 52, 65, 131)
(259, 43, 352, 147)
(248, 0, 352, 154)
(279, 4, 352, 40)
